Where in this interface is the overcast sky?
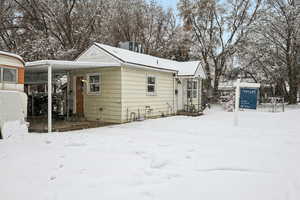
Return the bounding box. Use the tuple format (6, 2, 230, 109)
(158, 0, 181, 23)
(158, 0, 178, 11)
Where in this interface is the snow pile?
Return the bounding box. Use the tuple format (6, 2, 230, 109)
(1, 120, 28, 139)
(0, 107, 300, 200)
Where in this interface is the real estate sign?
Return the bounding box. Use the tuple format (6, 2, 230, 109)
(239, 88, 258, 110)
(234, 80, 260, 126)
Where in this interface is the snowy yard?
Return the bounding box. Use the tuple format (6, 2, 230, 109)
(1, 107, 300, 200)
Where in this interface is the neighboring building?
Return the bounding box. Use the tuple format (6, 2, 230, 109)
(0, 51, 27, 138)
(0, 51, 25, 92)
(25, 43, 206, 127)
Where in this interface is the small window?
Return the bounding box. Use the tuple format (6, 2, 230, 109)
(187, 80, 197, 98)
(187, 80, 192, 89)
(3, 68, 17, 83)
(87, 73, 100, 94)
(193, 81, 197, 98)
(147, 75, 156, 95)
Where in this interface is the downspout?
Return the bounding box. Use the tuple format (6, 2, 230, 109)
(199, 77, 203, 109)
(198, 77, 200, 112)
(173, 73, 175, 114)
(1, 68, 4, 90)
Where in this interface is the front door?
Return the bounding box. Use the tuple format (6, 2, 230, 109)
(76, 76, 84, 115)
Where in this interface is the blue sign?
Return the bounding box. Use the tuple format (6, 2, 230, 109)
(239, 88, 258, 109)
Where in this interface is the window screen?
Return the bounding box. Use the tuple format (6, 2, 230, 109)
(147, 76, 156, 95)
(87, 73, 100, 94)
(3, 68, 17, 83)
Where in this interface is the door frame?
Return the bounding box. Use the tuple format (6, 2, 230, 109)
(73, 75, 85, 114)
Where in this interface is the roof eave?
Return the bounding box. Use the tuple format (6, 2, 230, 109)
(0, 52, 25, 65)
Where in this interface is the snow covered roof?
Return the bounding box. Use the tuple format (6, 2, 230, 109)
(94, 43, 206, 78)
(25, 60, 121, 72)
(176, 61, 204, 77)
(0, 51, 25, 64)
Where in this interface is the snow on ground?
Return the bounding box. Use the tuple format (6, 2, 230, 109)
(0, 106, 300, 200)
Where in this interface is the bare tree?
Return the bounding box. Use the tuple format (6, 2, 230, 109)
(258, 0, 299, 103)
(237, 0, 300, 103)
(178, 0, 262, 99)
(0, 0, 19, 51)
(11, 0, 110, 60)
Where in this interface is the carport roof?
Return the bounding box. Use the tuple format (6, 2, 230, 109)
(25, 60, 121, 72)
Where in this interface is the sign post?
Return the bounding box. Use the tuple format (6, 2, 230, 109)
(234, 80, 260, 126)
(234, 79, 241, 126)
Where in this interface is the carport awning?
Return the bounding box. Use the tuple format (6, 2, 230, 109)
(25, 60, 121, 133)
(25, 60, 121, 72)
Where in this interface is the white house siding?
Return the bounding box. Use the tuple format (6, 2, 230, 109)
(71, 67, 122, 123)
(76, 45, 119, 63)
(121, 66, 176, 123)
(177, 77, 203, 111)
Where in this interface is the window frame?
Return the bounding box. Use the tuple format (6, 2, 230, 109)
(86, 72, 101, 95)
(146, 74, 157, 96)
(0, 67, 18, 83)
(187, 80, 198, 98)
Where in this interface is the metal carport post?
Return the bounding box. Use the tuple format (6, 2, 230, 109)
(48, 65, 52, 133)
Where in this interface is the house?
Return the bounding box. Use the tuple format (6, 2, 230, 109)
(25, 43, 206, 132)
(0, 51, 27, 138)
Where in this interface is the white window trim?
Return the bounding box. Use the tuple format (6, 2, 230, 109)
(87, 72, 101, 95)
(187, 80, 197, 98)
(0, 67, 18, 84)
(146, 74, 157, 96)
(0, 67, 2, 83)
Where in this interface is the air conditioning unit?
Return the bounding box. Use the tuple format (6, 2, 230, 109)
(118, 41, 144, 53)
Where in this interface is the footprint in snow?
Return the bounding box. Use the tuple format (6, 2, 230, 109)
(164, 173, 181, 180)
(141, 191, 154, 198)
(64, 143, 86, 147)
(150, 159, 169, 169)
(49, 176, 56, 181)
(45, 140, 52, 144)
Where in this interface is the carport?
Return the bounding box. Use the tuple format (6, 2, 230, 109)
(25, 60, 121, 133)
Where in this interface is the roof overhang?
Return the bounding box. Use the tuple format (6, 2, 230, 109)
(0, 51, 25, 65)
(124, 62, 177, 73)
(25, 60, 121, 72)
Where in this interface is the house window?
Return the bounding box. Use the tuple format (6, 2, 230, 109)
(1, 67, 17, 83)
(187, 80, 197, 98)
(87, 73, 100, 94)
(147, 75, 156, 95)
(193, 81, 197, 98)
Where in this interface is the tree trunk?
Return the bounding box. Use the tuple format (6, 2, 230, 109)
(288, 75, 298, 104)
(212, 76, 220, 102)
(286, 56, 298, 104)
